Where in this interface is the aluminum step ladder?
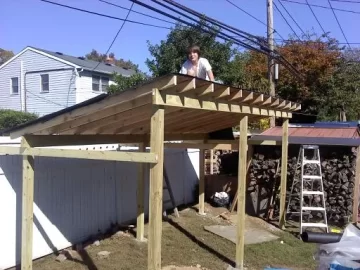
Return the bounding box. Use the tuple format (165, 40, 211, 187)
(163, 167, 180, 218)
(286, 145, 328, 234)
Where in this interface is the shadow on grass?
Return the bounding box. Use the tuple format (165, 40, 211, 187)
(55, 249, 99, 270)
(167, 218, 235, 267)
(76, 249, 98, 270)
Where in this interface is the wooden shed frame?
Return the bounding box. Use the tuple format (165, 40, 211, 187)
(0, 74, 300, 270)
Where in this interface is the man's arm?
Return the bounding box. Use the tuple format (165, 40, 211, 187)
(203, 58, 214, 81)
(179, 65, 186, 74)
(207, 70, 215, 81)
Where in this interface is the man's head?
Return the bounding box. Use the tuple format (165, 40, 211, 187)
(187, 45, 200, 63)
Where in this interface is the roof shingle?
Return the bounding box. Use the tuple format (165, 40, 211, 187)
(31, 47, 136, 76)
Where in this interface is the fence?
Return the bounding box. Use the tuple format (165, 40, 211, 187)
(0, 137, 200, 269)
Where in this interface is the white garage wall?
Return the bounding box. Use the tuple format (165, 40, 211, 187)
(0, 140, 199, 269)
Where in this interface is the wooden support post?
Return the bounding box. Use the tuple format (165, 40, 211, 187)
(210, 149, 214, 174)
(137, 142, 146, 241)
(21, 136, 35, 270)
(279, 118, 289, 229)
(199, 149, 205, 215)
(148, 105, 164, 270)
(352, 146, 360, 223)
(236, 115, 248, 270)
(230, 144, 253, 213)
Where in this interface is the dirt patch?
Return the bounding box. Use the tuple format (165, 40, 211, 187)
(162, 265, 209, 270)
(12, 204, 317, 270)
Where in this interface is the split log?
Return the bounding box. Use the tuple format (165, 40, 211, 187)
(218, 145, 358, 225)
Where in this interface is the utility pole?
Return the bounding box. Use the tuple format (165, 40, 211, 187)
(267, 0, 276, 127)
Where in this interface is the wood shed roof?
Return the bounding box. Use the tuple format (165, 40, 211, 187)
(250, 126, 360, 146)
(3, 74, 301, 140)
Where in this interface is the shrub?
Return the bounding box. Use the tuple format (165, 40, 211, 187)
(0, 109, 38, 131)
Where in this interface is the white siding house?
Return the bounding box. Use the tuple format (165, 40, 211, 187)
(0, 47, 135, 116)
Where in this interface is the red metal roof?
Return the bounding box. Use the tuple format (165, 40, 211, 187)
(261, 126, 360, 139)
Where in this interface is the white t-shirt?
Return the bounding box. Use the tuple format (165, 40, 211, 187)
(179, 57, 212, 80)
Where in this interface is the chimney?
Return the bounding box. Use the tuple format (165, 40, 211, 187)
(105, 56, 115, 65)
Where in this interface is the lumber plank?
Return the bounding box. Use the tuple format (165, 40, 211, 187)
(352, 146, 360, 222)
(279, 119, 289, 229)
(148, 105, 164, 270)
(153, 90, 292, 118)
(199, 149, 205, 215)
(0, 146, 157, 163)
(137, 143, 146, 241)
(236, 115, 248, 269)
(21, 136, 35, 270)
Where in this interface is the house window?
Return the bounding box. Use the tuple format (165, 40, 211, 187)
(92, 75, 100, 91)
(101, 77, 109, 92)
(11, 77, 19, 94)
(92, 76, 109, 92)
(41, 74, 49, 92)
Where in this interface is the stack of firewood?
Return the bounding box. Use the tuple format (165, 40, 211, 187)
(218, 146, 357, 224)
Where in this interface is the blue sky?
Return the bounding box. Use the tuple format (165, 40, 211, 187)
(1, 0, 358, 73)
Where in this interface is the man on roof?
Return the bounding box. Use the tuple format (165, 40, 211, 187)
(180, 45, 215, 81)
(180, 45, 233, 140)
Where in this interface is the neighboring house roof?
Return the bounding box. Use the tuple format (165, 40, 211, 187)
(291, 121, 360, 128)
(250, 125, 360, 146)
(0, 46, 136, 76)
(262, 126, 360, 138)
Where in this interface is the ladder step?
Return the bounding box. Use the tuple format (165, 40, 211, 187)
(303, 175, 322, 179)
(302, 191, 324, 195)
(302, 145, 319, 149)
(302, 206, 326, 211)
(303, 160, 320, 165)
(301, 222, 328, 228)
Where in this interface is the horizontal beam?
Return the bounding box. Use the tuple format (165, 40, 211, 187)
(153, 89, 293, 118)
(164, 142, 238, 150)
(24, 134, 148, 147)
(19, 134, 209, 147)
(248, 140, 282, 145)
(164, 139, 283, 148)
(0, 146, 158, 163)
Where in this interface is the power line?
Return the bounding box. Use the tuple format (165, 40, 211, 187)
(92, 2, 134, 72)
(158, 0, 265, 43)
(146, 0, 268, 51)
(162, 0, 303, 80)
(99, 0, 176, 25)
(305, 0, 327, 35)
(327, 0, 353, 50)
(274, 38, 360, 45)
(276, 0, 306, 36)
(39, 0, 171, 30)
(40, 0, 303, 80)
(273, 1, 301, 39)
(330, 0, 360, 3)
(139, 0, 303, 80)
(281, 0, 360, 14)
(27, 90, 66, 107)
(225, 0, 286, 40)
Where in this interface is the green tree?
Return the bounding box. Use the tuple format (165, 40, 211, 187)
(146, 22, 235, 78)
(107, 73, 149, 94)
(0, 110, 38, 131)
(0, 48, 14, 65)
(318, 49, 360, 120)
(235, 34, 347, 118)
(85, 49, 139, 71)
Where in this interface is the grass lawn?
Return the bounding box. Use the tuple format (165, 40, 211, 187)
(17, 205, 317, 270)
